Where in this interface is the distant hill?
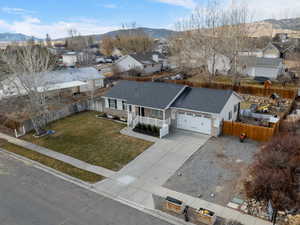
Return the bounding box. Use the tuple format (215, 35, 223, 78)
(0, 33, 40, 42)
(55, 27, 178, 41)
(94, 27, 177, 40)
(263, 18, 300, 31)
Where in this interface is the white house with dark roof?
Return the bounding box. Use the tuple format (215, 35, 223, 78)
(237, 56, 284, 79)
(102, 80, 242, 137)
(0, 67, 105, 99)
(115, 52, 165, 75)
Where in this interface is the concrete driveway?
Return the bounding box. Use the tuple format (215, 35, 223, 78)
(95, 129, 210, 207)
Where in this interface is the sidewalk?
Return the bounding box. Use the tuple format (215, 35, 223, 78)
(0, 132, 116, 178)
(0, 131, 271, 225)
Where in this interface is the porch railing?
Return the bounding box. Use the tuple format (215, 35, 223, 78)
(132, 116, 171, 128)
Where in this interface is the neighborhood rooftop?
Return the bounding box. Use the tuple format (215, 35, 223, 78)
(41, 67, 105, 85)
(238, 56, 283, 68)
(104, 80, 238, 113)
(129, 51, 165, 65)
(104, 80, 186, 109)
(171, 87, 234, 113)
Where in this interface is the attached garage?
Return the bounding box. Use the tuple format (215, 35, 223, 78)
(171, 87, 242, 136)
(176, 112, 211, 135)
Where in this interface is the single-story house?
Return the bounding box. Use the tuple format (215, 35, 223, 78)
(0, 67, 105, 99)
(237, 56, 284, 80)
(263, 42, 295, 59)
(115, 52, 164, 75)
(102, 80, 242, 138)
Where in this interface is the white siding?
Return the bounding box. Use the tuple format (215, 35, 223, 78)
(254, 67, 281, 79)
(62, 55, 77, 67)
(143, 64, 162, 75)
(104, 98, 109, 108)
(115, 56, 143, 73)
(207, 54, 231, 75)
(117, 99, 123, 110)
(217, 93, 242, 134)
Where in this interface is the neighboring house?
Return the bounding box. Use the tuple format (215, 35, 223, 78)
(62, 52, 78, 67)
(262, 42, 295, 59)
(207, 54, 231, 75)
(112, 48, 123, 58)
(42, 67, 105, 92)
(102, 80, 242, 138)
(237, 56, 284, 80)
(273, 33, 289, 43)
(0, 67, 105, 99)
(115, 52, 164, 75)
(239, 49, 263, 57)
(262, 42, 281, 58)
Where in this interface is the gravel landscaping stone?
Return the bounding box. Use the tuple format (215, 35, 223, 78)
(163, 136, 260, 206)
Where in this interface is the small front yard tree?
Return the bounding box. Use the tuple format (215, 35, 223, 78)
(244, 134, 300, 214)
(0, 44, 57, 136)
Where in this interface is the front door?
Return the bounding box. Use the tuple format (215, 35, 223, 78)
(138, 107, 145, 117)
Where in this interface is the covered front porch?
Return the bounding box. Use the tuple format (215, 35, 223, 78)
(127, 105, 171, 138)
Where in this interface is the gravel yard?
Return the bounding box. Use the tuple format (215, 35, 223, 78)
(163, 136, 260, 206)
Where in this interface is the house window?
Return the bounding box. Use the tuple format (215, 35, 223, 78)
(122, 101, 127, 110)
(228, 111, 232, 120)
(128, 105, 132, 112)
(234, 104, 238, 113)
(108, 98, 117, 109)
(156, 110, 163, 118)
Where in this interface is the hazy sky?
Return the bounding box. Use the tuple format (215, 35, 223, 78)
(0, 0, 300, 39)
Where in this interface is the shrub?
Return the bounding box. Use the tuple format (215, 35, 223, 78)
(140, 123, 146, 131)
(113, 116, 120, 121)
(146, 124, 152, 134)
(133, 123, 160, 137)
(136, 123, 142, 130)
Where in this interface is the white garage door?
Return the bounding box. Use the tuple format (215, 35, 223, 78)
(176, 112, 211, 135)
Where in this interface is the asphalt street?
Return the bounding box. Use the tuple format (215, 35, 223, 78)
(0, 152, 172, 225)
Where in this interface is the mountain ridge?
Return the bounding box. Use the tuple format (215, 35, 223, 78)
(2, 17, 300, 42)
(0, 33, 41, 42)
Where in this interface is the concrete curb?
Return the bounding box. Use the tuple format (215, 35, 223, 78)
(0, 149, 193, 225)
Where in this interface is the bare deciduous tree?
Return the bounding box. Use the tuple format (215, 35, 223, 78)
(109, 23, 154, 54)
(169, 0, 252, 82)
(101, 36, 114, 56)
(0, 45, 57, 136)
(45, 33, 52, 48)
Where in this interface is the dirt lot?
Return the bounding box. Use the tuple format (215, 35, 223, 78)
(163, 136, 260, 206)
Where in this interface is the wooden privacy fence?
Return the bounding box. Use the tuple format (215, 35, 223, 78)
(222, 121, 279, 142)
(119, 77, 297, 99)
(165, 80, 297, 99)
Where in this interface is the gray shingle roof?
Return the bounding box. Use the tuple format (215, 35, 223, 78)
(105, 81, 236, 113)
(171, 87, 234, 113)
(41, 67, 104, 85)
(238, 56, 282, 68)
(129, 52, 165, 65)
(104, 80, 185, 109)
